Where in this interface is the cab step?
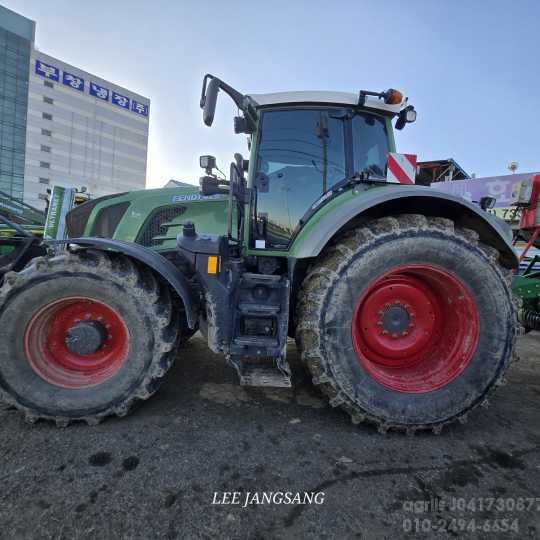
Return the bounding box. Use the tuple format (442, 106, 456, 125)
(228, 356, 292, 388)
(233, 336, 279, 348)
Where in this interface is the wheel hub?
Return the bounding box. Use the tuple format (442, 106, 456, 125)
(65, 320, 108, 356)
(380, 304, 411, 335)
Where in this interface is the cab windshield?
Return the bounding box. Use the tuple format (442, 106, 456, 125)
(254, 108, 389, 248)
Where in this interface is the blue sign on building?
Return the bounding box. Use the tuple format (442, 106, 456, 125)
(131, 100, 148, 117)
(35, 60, 59, 81)
(112, 91, 130, 110)
(62, 72, 84, 91)
(89, 82, 109, 101)
(32, 59, 146, 116)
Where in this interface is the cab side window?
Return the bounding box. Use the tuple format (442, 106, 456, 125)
(352, 114, 389, 177)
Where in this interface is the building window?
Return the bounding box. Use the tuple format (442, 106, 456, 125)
(41, 145, 51, 153)
(38, 193, 48, 200)
(39, 177, 50, 185)
(41, 129, 52, 137)
(39, 161, 50, 169)
(43, 96, 54, 105)
(42, 112, 52, 121)
(44, 80, 54, 89)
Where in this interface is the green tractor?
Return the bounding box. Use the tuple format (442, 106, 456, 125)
(0, 75, 519, 432)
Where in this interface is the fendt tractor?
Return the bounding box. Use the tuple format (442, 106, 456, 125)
(0, 75, 519, 433)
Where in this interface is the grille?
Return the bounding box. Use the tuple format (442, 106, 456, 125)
(137, 206, 186, 247)
(66, 200, 97, 238)
(91, 202, 130, 238)
(66, 193, 127, 238)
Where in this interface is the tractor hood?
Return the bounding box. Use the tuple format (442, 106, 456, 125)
(65, 185, 229, 250)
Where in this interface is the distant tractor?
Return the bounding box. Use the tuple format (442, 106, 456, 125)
(0, 75, 519, 432)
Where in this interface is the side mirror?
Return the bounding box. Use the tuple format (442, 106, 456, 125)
(199, 155, 216, 174)
(202, 78, 220, 126)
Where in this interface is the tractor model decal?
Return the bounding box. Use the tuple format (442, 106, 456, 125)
(171, 194, 222, 203)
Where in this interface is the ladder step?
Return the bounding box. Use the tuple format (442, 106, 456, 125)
(233, 336, 279, 348)
(240, 273, 284, 287)
(237, 365, 291, 387)
(238, 303, 280, 315)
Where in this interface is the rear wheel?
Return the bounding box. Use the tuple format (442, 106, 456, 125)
(296, 214, 518, 433)
(0, 249, 179, 426)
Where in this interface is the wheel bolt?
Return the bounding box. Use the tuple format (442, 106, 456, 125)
(107, 334, 112, 340)
(84, 313, 91, 320)
(402, 331, 409, 336)
(105, 324, 112, 330)
(382, 330, 389, 335)
(409, 323, 415, 328)
(97, 316, 103, 322)
(376, 321, 383, 326)
(391, 333, 398, 339)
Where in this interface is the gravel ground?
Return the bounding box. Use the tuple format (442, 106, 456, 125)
(0, 333, 539, 539)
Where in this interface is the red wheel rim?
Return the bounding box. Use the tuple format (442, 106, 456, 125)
(352, 265, 479, 393)
(24, 297, 129, 389)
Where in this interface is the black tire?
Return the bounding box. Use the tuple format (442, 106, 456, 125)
(296, 214, 518, 433)
(0, 249, 179, 426)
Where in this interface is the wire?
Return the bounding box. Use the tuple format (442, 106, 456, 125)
(215, 166, 227, 179)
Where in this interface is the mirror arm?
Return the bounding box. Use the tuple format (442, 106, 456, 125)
(201, 73, 245, 110)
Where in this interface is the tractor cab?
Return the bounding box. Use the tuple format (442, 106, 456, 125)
(197, 74, 416, 251)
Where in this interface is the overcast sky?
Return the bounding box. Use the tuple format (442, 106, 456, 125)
(4, 0, 539, 188)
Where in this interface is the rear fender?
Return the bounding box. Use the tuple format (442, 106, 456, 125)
(289, 185, 518, 269)
(64, 237, 198, 328)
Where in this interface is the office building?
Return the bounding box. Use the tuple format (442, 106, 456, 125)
(0, 4, 33, 201)
(0, 5, 150, 210)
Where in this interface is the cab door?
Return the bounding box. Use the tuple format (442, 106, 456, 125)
(252, 108, 348, 249)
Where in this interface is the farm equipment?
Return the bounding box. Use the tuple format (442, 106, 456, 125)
(0, 75, 519, 432)
(0, 191, 47, 278)
(511, 174, 540, 331)
(428, 172, 540, 333)
(0, 186, 90, 280)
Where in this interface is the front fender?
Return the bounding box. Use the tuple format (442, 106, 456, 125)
(63, 237, 198, 328)
(289, 185, 517, 269)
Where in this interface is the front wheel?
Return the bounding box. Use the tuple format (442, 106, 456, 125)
(296, 214, 518, 433)
(0, 250, 179, 426)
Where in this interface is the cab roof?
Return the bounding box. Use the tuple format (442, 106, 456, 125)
(246, 91, 404, 116)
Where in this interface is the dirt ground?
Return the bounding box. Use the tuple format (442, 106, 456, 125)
(0, 333, 539, 539)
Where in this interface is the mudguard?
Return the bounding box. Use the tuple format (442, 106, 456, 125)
(64, 237, 198, 328)
(289, 185, 518, 268)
